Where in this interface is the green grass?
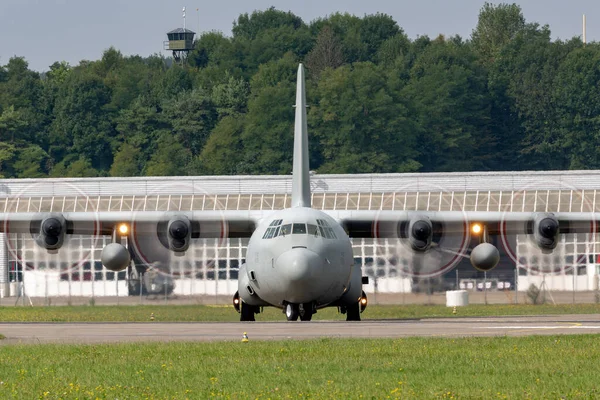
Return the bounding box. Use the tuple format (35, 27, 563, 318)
(1, 335, 599, 399)
(2, 303, 600, 322)
(0, 334, 4, 340)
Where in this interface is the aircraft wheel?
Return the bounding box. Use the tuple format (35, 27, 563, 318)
(299, 303, 313, 321)
(285, 303, 299, 321)
(346, 301, 361, 321)
(240, 301, 256, 322)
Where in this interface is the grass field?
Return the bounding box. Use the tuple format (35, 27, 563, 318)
(1, 303, 600, 322)
(1, 335, 599, 399)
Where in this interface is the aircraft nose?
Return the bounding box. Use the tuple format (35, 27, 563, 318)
(276, 248, 323, 284)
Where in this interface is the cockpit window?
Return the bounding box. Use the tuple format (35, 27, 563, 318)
(263, 220, 283, 239)
(316, 219, 336, 239)
(292, 223, 307, 234)
(307, 224, 319, 236)
(280, 224, 292, 236)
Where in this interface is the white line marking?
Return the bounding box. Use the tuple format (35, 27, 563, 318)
(482, 326, 600, 329)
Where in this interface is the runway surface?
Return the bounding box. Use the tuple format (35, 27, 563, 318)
(2, 314, 600, 344)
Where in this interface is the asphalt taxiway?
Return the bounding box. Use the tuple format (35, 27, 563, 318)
(2, 314, 600, 344)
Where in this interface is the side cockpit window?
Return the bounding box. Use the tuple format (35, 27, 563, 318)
(262, 219, 283, 239)
(307, 224, 318, 236)
(316, 219, 336, 239)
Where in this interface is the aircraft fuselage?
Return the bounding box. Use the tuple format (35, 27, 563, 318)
(239, 207, 354, 308)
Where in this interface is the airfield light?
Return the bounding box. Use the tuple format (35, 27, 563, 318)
(471, 223, 482, 235)
(118, 223, 129, 235)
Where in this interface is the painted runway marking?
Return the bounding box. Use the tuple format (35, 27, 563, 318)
(482, 326, 600, 329)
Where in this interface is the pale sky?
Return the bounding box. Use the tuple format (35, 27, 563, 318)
(0, 0, 596, 71)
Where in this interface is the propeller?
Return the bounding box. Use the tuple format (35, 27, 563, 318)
(500, 184, 596, 275)
(3, 182, 100, 279)
(371, 181, 471, 279)
(127, 181, 231, 281)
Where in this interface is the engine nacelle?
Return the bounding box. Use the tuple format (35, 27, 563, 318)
(470, 243, 500, 271)
(101, 243, 131, 272)
(167, 216, 191, 252)
(408, 217, 433, 251)
(32, 214, 67, 251)
(157, 216, 192, 253)
(532, 213, 559, 252)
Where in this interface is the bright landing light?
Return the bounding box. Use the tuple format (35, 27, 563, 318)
(118, 223, 129, 235)
(471, 223, 482, 235)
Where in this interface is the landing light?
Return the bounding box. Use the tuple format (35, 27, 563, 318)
(360, 298, 367, 305)
(118, 223, 129, 235)
(234, 298, 240, 304)
(471, 223, 482, 235)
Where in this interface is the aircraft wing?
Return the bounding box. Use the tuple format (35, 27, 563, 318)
(325, 210, 598, 276)
(0, 210, 265, 237)
(327, 210, 600, 237)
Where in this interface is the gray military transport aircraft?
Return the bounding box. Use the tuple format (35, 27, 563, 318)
(3, 64, 599, 321)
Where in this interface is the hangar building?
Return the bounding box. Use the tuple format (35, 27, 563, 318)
(0, 170, 598, 298)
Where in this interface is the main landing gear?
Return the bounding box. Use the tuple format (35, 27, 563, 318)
(340, 291, 368, 321)
(234, 292, 260, 322)
(284, 302, 314, 321)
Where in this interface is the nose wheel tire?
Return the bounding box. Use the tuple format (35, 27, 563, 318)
(240, 301, 256, 322)
(285, 303, 299, 321)
(346, 301, 361, 321)
(299, 303, 314, 321)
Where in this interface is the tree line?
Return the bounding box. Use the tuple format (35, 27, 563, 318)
(0, 3, 598, 178)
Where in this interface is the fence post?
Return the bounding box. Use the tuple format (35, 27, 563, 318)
(514, 268, 518, 305)
(484, 271, 488, 305)
(455, 269, 459, 290)
(140, 272, 143, 305)
(573, 269, 576, 304)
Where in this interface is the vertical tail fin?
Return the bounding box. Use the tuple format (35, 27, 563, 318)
(291, 63, 311, 208)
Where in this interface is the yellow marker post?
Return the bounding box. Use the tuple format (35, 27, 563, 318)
(150, 312, 155, 321)
(241, 332, 249, 343)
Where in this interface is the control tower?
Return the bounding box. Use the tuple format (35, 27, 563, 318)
(165, 28, 195, 64)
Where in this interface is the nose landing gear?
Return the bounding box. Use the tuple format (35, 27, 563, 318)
(285, 303, 299, 321)
(284, 302, 315, 321)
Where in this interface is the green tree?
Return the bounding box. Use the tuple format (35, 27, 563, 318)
(0, 142, 16, 178)
(198, 115, 246, 174)
(114, 99, 171, 165)
(471, 2, 526, 64)
(13, 145, 49, 178)
(376, 33, 411, 66)
(110, 143, 143, 176)
(553, 45, 600, 169)
(311, 62, 419, 173)
(0, 57, 45, 144)
(402, 37, 493, 171)
(161, 89, 217, 155)
(211, 76, 250, 117)
(49, 69, 115, 170)
(145, 133, 192, 176)
(305, 26, 344, 78)
(0, 106, 27, 142)
(233, 7, 304, 40)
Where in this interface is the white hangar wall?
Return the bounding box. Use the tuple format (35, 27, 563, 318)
(1, 170, 599, 298)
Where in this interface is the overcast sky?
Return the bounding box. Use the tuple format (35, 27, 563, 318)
(0, 0, 597, 71)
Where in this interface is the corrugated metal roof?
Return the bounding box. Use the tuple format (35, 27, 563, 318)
(167, 28, 195, 34)
(0, 170, 599, 197)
